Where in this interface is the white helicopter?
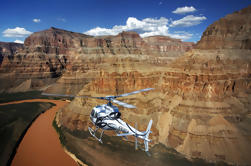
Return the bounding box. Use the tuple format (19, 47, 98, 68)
(42, 88, 154, 152)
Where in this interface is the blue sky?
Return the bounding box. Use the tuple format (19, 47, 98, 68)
(0, 0, 250, 43)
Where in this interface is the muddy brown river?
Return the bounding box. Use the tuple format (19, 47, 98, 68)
(6, 99, 77, 166)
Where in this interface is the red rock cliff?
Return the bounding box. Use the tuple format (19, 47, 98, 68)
(196, 5, 251, 49)
(0, 42, 23, 67)
(0, 27, 193, 93)
(57, 5, 251, 165)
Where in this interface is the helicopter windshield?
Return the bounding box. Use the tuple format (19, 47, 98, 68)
(112, 106, 119, 112)
(91, 109, 96, 117)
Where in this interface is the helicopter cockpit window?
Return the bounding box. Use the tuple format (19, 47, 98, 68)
(113, 107, 119, 112)
(91, 109, 96, 117)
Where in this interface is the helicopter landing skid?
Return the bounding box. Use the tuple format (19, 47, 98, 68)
(88, 127, 104, 144)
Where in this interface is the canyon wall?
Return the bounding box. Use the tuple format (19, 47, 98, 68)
(196, 6, 251, 49)
(0, 42, 23, 67)
(56, 5, 251, 165)
(1, 5, 250, 165)
(0, 28, 193, 93)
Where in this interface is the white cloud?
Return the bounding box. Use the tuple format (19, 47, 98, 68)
(85, 17, 169, 37)
(85, 27, 119, 36)
(2, 27, 32, 38)
(14, 39, 24, 44)
(172, 6, 197, 14)
(169, 31, 193, 41)
(170, 15, 206, 27)
(33, 18, 41, 23)
(84, 16, 203, 41)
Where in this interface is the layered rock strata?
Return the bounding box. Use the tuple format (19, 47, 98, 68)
(196, 6, 251, 49)
(0, 42, 23, 67)
(143, 36, 194, 57)
(56, 5, 251, 165)
(0, 28, 193, 93)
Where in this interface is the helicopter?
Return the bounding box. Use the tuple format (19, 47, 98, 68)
(42, 88, 154, 152)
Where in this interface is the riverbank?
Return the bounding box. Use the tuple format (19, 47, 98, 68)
(53, 115, 90, 166)
(0, 101, 54, 166)
(0, 91, 63, 104)
(64, 147, 87, 166)
(0, 99, 77, 166)
(53, 111, 223, 166)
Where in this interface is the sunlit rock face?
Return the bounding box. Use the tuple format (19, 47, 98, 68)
(0, 42, 23, 67)
(0, 26, 193, 93)
(57, 6, 251, 165)
(143, 36, 194, 56)
(196, 6, 251, 49)
(0, 28, 77, 92)
(161, 48, 251, 165)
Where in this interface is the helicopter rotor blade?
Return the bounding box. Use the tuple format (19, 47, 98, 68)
(41, 92, 106, 100)
(42, 88, 154, 100)
(42, 88, 154, 106)
(42, 93, 77, 98)
(111, 99, 136, 109)
(114, 88, 154, 98)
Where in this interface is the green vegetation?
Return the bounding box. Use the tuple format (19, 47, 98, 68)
(52, 117, 67, 147)
(52, 119, 92, 166)
(0, 102, 55, 166)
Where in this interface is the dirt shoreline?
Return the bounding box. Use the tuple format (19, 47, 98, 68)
(0, 99, 65, 106)
(5, 102, 53, 166)
(63, 147, 88, 166)
(1, 99, 78, 166)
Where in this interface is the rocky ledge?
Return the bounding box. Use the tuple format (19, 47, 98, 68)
(196, 6, 251, 49)
(56, 5, 251, 165)
(0, 42, 23, 67)
(0, 27, 193, 93)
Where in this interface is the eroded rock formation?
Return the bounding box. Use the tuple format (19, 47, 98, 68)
(56, 5, 251, 165)
(144, 36, 194, 56)
(2, 5, 250, 165)
(0, 42, 23, 67)
(196, 6, 251, 49)
(0, 27, 193, 93)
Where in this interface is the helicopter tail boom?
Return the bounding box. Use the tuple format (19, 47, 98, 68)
(116, 119, 153, 152)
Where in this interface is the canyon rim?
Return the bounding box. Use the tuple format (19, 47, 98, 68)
(0, 5, 251, 166)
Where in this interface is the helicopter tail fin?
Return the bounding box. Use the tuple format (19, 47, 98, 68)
(144, 119, 152, 152)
